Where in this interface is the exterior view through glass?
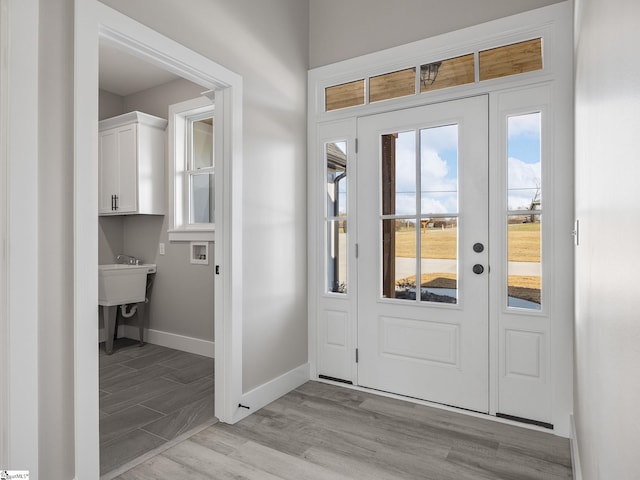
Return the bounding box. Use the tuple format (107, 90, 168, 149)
(507, 112, 542, 310)
(381, 125, 459, 303)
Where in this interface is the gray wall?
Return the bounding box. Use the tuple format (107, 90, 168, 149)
(38, 0, 75, 477)
(574, 0, 640, 477)
(309, 0, 565, 67)
(99, 78, 215, 342)
(99, 0, 310, 393)
(98, 89, 124, 120)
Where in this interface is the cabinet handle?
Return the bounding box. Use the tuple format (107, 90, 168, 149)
(111, 194, 115, 211)
(115, 195, 118, 210)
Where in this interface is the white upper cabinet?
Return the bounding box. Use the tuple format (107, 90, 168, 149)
(99, 111, 167, 216)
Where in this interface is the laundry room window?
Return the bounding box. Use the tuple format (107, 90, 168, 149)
(187, 115, 214, 224)
(167, 96, 216, 242)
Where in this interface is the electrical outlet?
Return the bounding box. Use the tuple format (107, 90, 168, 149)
(159, 243, 165, 255)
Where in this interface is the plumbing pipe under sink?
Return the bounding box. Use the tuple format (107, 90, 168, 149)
(99, 263, 156, 354)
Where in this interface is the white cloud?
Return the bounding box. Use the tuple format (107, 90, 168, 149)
(420, 124, 458, 151)
(421, 148, 456, 192)
(508, 156, 541, 210)
(508, 112, 540, 138)
(508, 156, 541, 189)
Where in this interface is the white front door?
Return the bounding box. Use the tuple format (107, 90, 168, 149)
(357, 96, 489, 412)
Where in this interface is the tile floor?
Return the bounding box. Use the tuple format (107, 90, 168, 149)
(99, 338, 215, 476)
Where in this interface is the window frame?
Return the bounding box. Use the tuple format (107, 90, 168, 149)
(168, 96, 216, 242)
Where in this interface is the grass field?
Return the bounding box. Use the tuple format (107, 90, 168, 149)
(392, 222, 541, 301)
(393, 223, 540, 263)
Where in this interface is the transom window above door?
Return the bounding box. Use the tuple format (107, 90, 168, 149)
(324, 38, 544, 112)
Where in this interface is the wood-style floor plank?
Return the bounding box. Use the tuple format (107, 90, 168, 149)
(116, 381, 572, 480)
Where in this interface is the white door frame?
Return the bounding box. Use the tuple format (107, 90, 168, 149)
(74, 1, 243, 478)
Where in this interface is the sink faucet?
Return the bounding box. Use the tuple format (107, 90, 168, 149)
(116, 254, 140, 265)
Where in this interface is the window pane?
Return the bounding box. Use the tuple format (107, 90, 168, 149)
(420, 125, 458, 214)
(420, 54, 475, 93)
(326, 141, 347, 217)
(326, 219, 347, 294)
(507, 214, 541, 310)
(420, 218, 457, 304)
(508, 112, 541, 211)
(325, 79, 365, 111)
(383, 219, 416, 301)
(193, 118, 213, 170)
(382, 131, 416, 216)
(479, 38, 543, 81)
(370, 68, 416, 103)
(190, 173, 214, 224)
(325, 140, 348, 295)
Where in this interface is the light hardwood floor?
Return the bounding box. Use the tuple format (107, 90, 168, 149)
(99, 339, 215, 475)
(115, 381, 572, 479)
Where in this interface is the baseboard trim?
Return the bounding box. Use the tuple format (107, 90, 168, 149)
(570, 414, 583, 480)
(100, 326, 215, 358)
(233, 363, 310, 423)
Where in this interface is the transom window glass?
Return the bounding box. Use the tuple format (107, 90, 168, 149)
(324, 38, 543, 112)
(507, 112, 542, 310)
(381, 125, 459, 304)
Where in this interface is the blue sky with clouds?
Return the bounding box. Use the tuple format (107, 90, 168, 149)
(329, 112, 541, 217)
(394, 124, 459, 215)
(392, 113, 541, 215)
(508, 112, 541, 210)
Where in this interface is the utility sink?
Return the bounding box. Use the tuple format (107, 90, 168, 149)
(98, 263, 156, 306)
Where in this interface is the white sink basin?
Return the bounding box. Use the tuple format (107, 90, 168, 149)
(98, 264, 156, 306)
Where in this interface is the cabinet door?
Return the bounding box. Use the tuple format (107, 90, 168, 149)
(115, 125, 138, 213)
(99, 129, 119, 214)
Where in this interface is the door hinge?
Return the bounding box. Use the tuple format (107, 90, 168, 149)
(355, 138, 358, 154)
(215, 265, 220, 275)
(355, 348, 359, 363)
(355, 243, 359, 258)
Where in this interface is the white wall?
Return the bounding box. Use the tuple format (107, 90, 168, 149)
(4, 0, 40, 476)
(98, 0, 310, 392)
(309, 0, 564, 67)
(574, 0, 640, 478)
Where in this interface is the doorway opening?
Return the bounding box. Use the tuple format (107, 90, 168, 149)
(96, 41, 218, 476)
(74, 2, 243, 478)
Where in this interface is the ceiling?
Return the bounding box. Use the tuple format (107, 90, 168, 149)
(99, 41, 181, 96)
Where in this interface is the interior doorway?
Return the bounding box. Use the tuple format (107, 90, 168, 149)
(74, 2, 244, 477)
